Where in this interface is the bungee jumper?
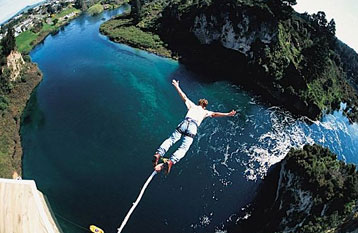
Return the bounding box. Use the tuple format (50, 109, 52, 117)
(153, 79, 236, 174)
(115, 80, 236, 233)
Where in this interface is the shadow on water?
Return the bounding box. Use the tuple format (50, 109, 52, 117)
(21, 88, 45, 129)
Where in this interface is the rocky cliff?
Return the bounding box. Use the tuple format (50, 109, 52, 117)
(230, 144, 358, 233)
(192, 10, 276, 56)
(5, 51, 25, 82)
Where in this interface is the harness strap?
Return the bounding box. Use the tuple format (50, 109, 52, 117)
(176, 117, 198, 138)
(176, 128, 195, 138)
(185, 117, 199, 128)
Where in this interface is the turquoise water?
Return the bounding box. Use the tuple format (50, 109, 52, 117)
(21, 7, 358, 233)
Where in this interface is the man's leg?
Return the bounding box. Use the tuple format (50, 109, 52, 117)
(158, 136, 194, 174)
(170, 135, 194, 164)
(156, 130, 182, 157)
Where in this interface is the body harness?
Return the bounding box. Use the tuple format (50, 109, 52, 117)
(176, 117, 198, 138)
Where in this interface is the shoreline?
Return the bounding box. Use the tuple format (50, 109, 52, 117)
(4, 5, 126, 177)
(106, 35, 179, 60)
(1, 6, 83, 178)
(99, 11, 178, 60)
(16, 7, 82, 54)
(0, 62, 42, 178)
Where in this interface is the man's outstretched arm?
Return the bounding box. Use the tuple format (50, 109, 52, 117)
(172, 79, 189, 102)
(211, 110, 236, 118)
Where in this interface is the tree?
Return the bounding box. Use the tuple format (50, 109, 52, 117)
(130, 0, 142, 23)
(1, 27, 16, 57)
(267, 0, 295, 20)
(82, 1, 88, 11)
(283, 0, 297, 6)
(47, 5, 55, 14)
(0, 67, 13, 93)
(311, 11, 328, 28)
(327, 19, 336, 36)
(0, 95, 9, 111)
(75, 0, 83, 9)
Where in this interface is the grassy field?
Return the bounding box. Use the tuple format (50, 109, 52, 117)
(54, 7, 80, 19)
(88, 3, 104, 16)
(16, 7, 80, 54)
(15, 23, 56, 54)
(15, 31, 38, 54)
(100, 17, 173, 58)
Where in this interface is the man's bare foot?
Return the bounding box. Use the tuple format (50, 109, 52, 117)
(155, 163, 164, 172)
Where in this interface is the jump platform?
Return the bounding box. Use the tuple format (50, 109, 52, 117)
(0, 178, 61, 233)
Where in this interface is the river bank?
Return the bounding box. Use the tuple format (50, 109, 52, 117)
(99, 9, 176, 59)
(0, 2, 129, 178)
(1, 4, 83, 178)
(15, 6, 81, 54)
(0, 62, 42, 178)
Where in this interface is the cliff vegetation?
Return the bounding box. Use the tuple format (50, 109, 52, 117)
(0, 28, 42, 178)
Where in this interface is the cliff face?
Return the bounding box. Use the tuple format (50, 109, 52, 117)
(5, 51, 25, 82)
(192, 11, 277, 57)
(273, 160, 315, 232)
(232, 144, 358, 233)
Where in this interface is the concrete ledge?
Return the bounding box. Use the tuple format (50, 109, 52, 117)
(0, 178, 61, 233)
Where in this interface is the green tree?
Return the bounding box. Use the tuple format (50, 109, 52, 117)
(47, 5, 55, 14)
(0, 68, 13, 93)
(267, 0, 296, 20)
(1, 27, 16, 56)
(327, 19, 336, 35)
(75, 0, 84, 9)
(0, 95, 9, 111)
(130, 0, 142, 23)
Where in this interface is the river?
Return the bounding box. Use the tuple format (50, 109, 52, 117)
(21, 6, 358, 233)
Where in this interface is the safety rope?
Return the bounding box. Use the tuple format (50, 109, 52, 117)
(117, 170, 157, 233)
(54, 212, 89, 232)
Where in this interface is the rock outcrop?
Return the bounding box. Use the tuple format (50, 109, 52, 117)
(5, 51, 25, 82)
(192, 12, 277, 58)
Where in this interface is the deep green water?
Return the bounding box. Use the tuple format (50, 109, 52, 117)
(21, 7, 358, 233)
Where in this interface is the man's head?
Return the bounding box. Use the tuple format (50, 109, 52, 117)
(198, 99, 208, 109)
